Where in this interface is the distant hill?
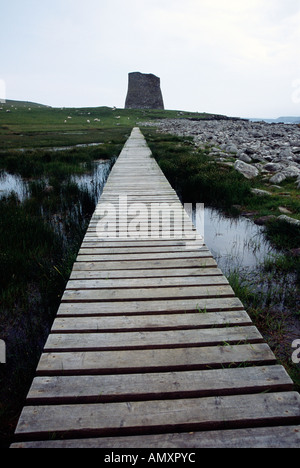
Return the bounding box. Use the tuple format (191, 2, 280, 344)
(2, 99, 50, 108)
(250, 116, 300, 124)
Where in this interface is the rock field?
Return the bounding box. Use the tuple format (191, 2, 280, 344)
(143, 118, 300, 189)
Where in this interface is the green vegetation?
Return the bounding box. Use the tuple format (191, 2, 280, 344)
(227, 260, 300, 389)
(144, 132, 252, 207)
(0, 145, 120, 180)
(0, 102, 213, 150)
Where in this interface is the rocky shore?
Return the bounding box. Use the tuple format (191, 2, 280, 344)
(143, 118, 300, 189)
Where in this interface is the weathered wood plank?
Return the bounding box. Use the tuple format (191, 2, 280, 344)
(78, 246, 208, 255)
(57, 297, 245, 316)
(11, 426, 300, 448)
(44, 326, 263, 352)
(15, 392, 300, 440)
(26, 366, 293, 405)
(72, 258, 218, 270)
(81, 239, 203, 247)
(61, 285, 235, 303)
(36, 343, 276, 376)
(51, 311, 252, 333)
(70, 267, 221, 280)
(65, 275, 228, 291)
(75, 251, 213, 262)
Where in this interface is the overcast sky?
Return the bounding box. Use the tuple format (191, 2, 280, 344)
(1, 0, 300, 118)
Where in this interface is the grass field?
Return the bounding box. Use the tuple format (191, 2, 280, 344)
(0, 100, 215, 149)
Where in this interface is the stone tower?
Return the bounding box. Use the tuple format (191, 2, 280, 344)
(125, 72, 164, 110)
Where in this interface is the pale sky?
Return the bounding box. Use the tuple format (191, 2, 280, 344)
(1, 0, 300, 118)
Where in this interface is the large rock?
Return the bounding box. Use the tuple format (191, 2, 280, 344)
(251, 188, 272, 197)
(283, 166, 300, 178)
(269, 173, 287, 184)
(125, 72, 165, 109)
(276, 147, 295, 161)
(269, 166, 300, 184)
(278, 215, 300, 226)
(238, 153, 252, 163)
(265, 162, 282, 172)
(234, 160, 259, 179)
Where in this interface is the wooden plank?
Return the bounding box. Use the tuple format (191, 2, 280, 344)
(78, 246, 208, 255)
(51, 311, 253, 333)
(65, 275, 229, 290)
(14, 392, 300, 440)
(75, 252, 212, 262)
(70, 267, 221, 280)
(25, 366, 293, 404)
(57, 297, 245, 316)
(61, 285, 235, 303)
(11, 426, 300, 448)
(88, 219, 194, 227)
(44, 326, 263, 352)
(81, 239, 203, 247)
(36, 343, 276, 376)
(84, 232, 198, 239)
(72, 258, 218, 270)
(91, 209, 190, 216)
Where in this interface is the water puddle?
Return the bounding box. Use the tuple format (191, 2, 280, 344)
(71, 158, 115, 204)
(0, 171, 29, 201)
(203, 207, 276, 274)
(0, 158, 114, 204)
(201, 207, 299, 322)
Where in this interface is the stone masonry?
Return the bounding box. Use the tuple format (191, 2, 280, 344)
(125, 72, 164, 110)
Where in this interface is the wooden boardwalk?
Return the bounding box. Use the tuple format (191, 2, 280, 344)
(11, 128, 300, 448)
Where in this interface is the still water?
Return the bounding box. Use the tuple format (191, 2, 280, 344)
(0, 160, 277, 274)
(0, 158, 114, 204)
(203, 207, 276, 274)
(0, 171, 29, 201)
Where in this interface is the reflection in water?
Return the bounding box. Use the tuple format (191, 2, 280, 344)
(203, 207, 276, 274)
(197, 207, 297, 315)
(0, 171, 29, 201)
(71, 158, 115, 205)
(0, 158, 114, 204)
(0, 158, 115, 249)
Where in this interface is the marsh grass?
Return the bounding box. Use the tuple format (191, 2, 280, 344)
(0, 103, 212, 150)
(0, 182, 96, 446)
(0, 143, 121, 180)
(227, 264, 300, 390)
(145, 131, 252, 208)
